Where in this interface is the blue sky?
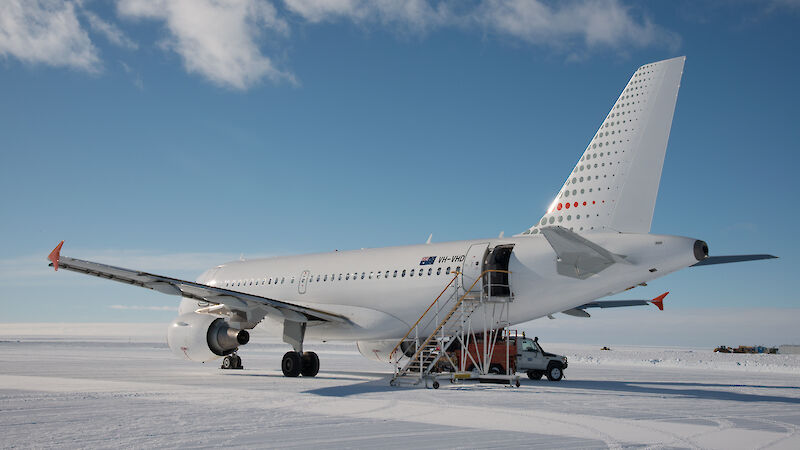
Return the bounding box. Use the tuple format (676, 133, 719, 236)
(0, 1, 797, 343)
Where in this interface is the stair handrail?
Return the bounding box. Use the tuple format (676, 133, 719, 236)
(389, 272, 460, 361)
(389, 269, 511, 366)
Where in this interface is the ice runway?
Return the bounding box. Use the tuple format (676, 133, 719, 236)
(1, 328, 799, 449)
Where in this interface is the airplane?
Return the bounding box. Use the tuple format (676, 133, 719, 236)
(47, 56, 776, 378)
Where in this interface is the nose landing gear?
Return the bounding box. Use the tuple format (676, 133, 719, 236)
(220, 353, 243, 370)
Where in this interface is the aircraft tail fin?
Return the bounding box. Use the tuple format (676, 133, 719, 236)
(519, 56, 685, 236)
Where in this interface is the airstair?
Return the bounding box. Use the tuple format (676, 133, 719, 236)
(389, 245, 520, 388)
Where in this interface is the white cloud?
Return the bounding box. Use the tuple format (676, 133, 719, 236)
(283, 0, 451, 31)
(109, 305, 177, 311)
(84, 10, 138, 50)
(117, 0, 294, 90)
(474, 0, 677, 52)
(0, 0, 101, 72)
(284, 0, 677, 53)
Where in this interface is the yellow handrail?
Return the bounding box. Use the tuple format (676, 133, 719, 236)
(388, 272, 459, 359)
(389, 269, 511, 363)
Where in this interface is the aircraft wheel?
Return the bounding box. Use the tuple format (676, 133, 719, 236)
(432, 380, 440, 389)
(489, 364, 503, 375)
(221, 355, 235, 369)
(282, 351, 302, 377)
(546, 364, 563, 381)
(301, 351, 320, 377)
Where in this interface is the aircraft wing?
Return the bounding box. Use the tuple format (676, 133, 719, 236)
(692, 254, 777, 267)
(47, 241, 347, 325)
(562, 292, 668, 317)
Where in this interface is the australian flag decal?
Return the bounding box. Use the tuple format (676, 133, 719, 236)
(420, 256, 436, 266)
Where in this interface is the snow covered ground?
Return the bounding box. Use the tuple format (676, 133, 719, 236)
(1, 325, 799, 449)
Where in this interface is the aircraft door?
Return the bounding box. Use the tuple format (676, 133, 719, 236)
(462, 243, 489, 292)
(298, 270, 310, 294)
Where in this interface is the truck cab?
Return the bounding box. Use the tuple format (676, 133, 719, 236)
(516, 336, 568, 381)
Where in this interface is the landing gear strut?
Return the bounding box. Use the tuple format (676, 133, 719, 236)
(281, 351, 319, 377)
(221, 353, 243, 370)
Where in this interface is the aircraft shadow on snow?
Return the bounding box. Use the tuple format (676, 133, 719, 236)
(300, 375, 800, 401)
(534, 379, 800, 405)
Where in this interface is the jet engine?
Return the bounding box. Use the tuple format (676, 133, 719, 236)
(167, 313, 250, 362)
(356, 339, 416, 363)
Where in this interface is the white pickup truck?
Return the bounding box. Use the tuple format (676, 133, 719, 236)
(515, 336, 568, 381)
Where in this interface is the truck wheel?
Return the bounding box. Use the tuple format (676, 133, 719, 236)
(527, 370, 543, 380)
(546, 364, 563, 381)
(489, 364, 503, 375)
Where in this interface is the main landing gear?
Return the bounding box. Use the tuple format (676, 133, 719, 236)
(281, 351, 320, 377)
(221, 353, 243, 370)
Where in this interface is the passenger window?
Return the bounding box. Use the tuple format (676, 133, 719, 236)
(401, 270, 406, 277)
(409, 269, 414, 277)
(393, 270, 398, 278)
(346, 273, 350, 280)
(428, 268, 432, 276)
(385, 270, 390, 278)
(291, 277, 295, 284)
(371, 271, 375, 279)
(446, 267, 451, 274)
(281, 277, 285, 284)
(338, 274, 342, 281)
(436, 267, 441, 275)
(361, 272, 365, 279)
(316, 275, 320, 282)
(419, 268, 423, 276)
(456, 266, 460, 273)
(323, 274, 328, 281)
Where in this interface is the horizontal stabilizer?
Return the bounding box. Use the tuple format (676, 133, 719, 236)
(540, 226, 627, 279)
(575, 292, 668, 313)
(692, 254, 777, 267)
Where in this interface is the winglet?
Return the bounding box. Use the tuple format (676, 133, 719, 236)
(48, 241, 64, 271)
(651, 291, 668, 311)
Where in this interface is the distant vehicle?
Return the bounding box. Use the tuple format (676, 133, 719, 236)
(47, 56, 777, 377)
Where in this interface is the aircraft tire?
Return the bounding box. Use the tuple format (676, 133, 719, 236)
(489, 364, 503, 375)
(546, 363, 563, 381)
(282, 351, 302, 377)
(301, 351, 320, 377)
(221, 356, 233, 369)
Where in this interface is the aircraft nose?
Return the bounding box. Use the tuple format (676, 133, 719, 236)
(694, 240, 709, 261)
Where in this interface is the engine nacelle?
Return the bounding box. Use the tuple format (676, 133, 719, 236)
(356, 339, 416, 363)
(167, 313, 250, 362)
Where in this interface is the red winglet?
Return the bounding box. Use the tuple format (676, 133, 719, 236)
(651, 291, 668, 311)
(48, 241, 64, 271)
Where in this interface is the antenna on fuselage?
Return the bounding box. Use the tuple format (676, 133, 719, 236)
(425, 234, 432, 244)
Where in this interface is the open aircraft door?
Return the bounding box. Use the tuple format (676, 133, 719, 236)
(462, 243, 489, 292)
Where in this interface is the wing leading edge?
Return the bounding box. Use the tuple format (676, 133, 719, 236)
(47, 241, 347, 325)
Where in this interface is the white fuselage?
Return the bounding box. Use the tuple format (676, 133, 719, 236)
(183, 232, 700, 341)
